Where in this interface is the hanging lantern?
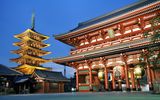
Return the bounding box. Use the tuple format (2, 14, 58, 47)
(134, 65, 145, 79)
(113, 66, 125, 80)
(98, 69, 104, 81)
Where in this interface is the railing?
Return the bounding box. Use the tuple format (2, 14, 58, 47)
(70, 33, 144, 55)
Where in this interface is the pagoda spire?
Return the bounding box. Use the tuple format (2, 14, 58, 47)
(31, 12, 35, 30)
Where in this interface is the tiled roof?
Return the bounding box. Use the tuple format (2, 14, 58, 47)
(34, 69, 70, 82)
(14, 75, 31, 83)
(71, 0, 158, 32)
(0, 64, 22, 76)
(55, 0, 158, 38)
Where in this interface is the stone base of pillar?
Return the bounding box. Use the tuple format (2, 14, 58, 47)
(137, 88, 141, 91)
(132, 88, 136, 91)
(118, 88, 122, 91)
(126, 88, 131, 91)
(105, 89, 109, 91)
(112, 89, 116, 91)
(149, 87, 153, 91)
(90, 89, 93, 91)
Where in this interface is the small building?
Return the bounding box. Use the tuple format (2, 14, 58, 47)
(32, 69, 70, 93)
(14, 75, 35, 94)
(0, 64, 21, 94)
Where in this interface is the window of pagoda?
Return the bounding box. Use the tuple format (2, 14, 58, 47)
(27, 49, 32, 55)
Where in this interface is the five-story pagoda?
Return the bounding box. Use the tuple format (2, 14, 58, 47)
(10, 14, 51, 74)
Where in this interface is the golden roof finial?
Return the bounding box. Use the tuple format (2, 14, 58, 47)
(31, 12, 35, 30)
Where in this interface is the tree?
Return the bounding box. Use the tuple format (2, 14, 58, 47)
(140, 16, 160, 93)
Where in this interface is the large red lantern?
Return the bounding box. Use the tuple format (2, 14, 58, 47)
(98, 69, 104, 81)
(134, 65, 145, 79)
(113, 66, 125, 80)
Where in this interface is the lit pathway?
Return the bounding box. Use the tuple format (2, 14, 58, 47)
(0, 92, 160, 100)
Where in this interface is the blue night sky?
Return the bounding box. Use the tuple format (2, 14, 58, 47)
(0, 0, 139, 78)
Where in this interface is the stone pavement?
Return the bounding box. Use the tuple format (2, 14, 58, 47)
(0, 92, 160, 100)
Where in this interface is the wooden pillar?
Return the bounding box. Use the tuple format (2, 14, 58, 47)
(137, 79, 141, 91)
(121, 53, 130, 91)
(112, 72, 116, 90)
(85, 60, 92, 91)
(145, 58, 153, 90)
(142, 49, 153, 90)
(43, 81, 45, 93)
(76, 70, 79, 91)
(89, 66, 93, 91)
(104, 67, 109, 91)
(58, 83, 60, 93)
(130, 69, 136, 91)
(151, 68, 155, 83)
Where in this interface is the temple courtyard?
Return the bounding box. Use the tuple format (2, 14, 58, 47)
(0, 92, 160, 100)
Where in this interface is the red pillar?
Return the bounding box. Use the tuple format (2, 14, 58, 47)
(112, 72, 116, 90)
(145, 58, 153, 90)
(130, 69, 136, 91)
(43, 81, 45, 93)
(137, 79, 141, 91)
(76, 70, 79, 91)
(151, 68, 155, 83)
(104, 67, 109, 91)
(121, 54, 130, 91)
(89, 66, 93, 91)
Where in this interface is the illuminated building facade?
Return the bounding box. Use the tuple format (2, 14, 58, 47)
(10, 28, 51, 74)
(53, 0, 160, 92)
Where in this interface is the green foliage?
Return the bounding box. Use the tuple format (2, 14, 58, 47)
(140, 16, 160, 69)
